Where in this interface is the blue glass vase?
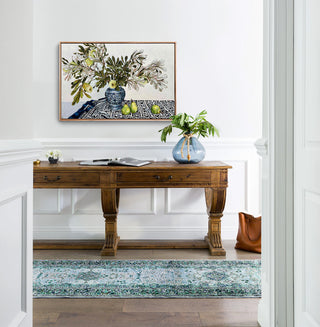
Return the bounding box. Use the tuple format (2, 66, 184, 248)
(172, 136, 206, 164)
(105, 87, 125, 110)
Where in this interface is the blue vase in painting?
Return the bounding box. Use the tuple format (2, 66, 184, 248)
(105, 87, 125, 110)
(172, 136, 206, 164)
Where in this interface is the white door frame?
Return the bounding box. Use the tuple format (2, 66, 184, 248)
(256, 0, 294, 326)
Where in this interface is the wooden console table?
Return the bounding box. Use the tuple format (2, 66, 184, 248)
(33, 161, 231, 256)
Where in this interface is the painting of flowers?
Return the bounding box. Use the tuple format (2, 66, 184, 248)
(59, 42, 176, 121)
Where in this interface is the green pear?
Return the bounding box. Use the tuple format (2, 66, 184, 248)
(122, 104, 131, 115)
(151, 104, 160, 114)
(130, 101, 138, 113)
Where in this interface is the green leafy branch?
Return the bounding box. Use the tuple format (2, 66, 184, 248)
(62, 44, 168, 105)
(159, 110, 220, 142)
(62, 43, 108, 105)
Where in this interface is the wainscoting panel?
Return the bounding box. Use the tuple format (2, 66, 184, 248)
(71, 189, 101, 215)
(34, 189, 62, 214)
(33, 138, 260, 241)
(303, 190, 320, 324)
(0, 192, 26, 327)
(71, 188, 157, 215)
(165, 160, 247, 215)
(0, 140, 40, 327)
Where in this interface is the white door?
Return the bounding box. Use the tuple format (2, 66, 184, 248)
(294, 0, 320, 326)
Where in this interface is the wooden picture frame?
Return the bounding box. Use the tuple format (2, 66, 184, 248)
(59, 42, 176, 121)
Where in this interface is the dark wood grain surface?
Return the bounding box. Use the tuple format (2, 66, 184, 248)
(34, 160, 232, 171)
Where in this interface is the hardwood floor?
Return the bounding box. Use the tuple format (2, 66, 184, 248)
(33, 240, 261, 327)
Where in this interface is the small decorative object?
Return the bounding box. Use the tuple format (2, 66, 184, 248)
(33, 159, 41, 166)
(159, 110, 219, 164)
(46, 150, 62, 164)
(60, 42, 176, 120)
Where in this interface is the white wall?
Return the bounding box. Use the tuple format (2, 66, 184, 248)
(33, 0, 262, 139)
(0, 0, 34, 139)
(32, 0, 263, 240)
(0, 2, 36, 325)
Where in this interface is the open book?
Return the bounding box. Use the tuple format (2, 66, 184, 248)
(79, 157, 151, 167)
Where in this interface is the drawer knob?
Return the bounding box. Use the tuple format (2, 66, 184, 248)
(168, 175, 173, 180)
(154, 175, 161, 180)
(44, 175, 61, 182)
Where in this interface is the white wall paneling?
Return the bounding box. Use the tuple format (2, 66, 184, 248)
(257, 0, 294, 325)
(71, 188, 157, 215)
(294, 0, 320, 325)
(0, 191, 28, 327)
(0, 140, 42, 166)
(165, 160, 247, 215)
(34, 189, 62, 214)
(34, 138, 260, 240)
(302, 190, 320, 325)
(0, 140, 41, 327)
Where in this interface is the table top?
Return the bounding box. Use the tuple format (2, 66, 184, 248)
(34, 161, 232, 171)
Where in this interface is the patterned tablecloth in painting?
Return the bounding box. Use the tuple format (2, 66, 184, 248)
(68, 98, 175, 120)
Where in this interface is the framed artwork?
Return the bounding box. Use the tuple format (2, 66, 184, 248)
(59, 42, 176, 121)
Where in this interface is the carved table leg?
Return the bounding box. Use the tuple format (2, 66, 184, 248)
(205, 188, 227, 256)
(100, 188, 120, 256)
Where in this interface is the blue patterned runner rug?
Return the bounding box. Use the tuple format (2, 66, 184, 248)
(33, 260, 261, 298)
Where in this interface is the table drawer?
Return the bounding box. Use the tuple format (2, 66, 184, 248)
(116, 170, 211, 186)
(34, 172, 100, 188)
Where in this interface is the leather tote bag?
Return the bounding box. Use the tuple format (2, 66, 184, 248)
(235, 212, 261, 253)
